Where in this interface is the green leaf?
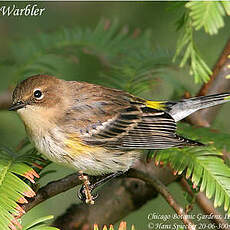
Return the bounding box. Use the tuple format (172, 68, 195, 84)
(186, 2, 229, 35)
(0, 147, 39, 229)
(173, 14, 212, 83)
(25, 227, 59, 230)
(8, 19, 154, 83)
(99, 48, 173, 94)
(23, 215, 59, 230)
(177, 123, 230, 152)
(155, 146, 230, 213)
(222, 1, 230, 15)
(174, 1, 230, 83)
(0, 144, 50, 230)
(3, 19, 176, 99)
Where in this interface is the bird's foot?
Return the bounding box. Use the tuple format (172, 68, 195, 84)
(77, 171, 124, 205)
(77, 171, 98, 205)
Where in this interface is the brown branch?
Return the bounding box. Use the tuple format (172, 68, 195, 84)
(22, 160, 176, 213)
(182, 39, 230, 229)
(128, 169, 196, 230)
(187, 39, 230, 127)
(52, 160, 176, 230)
(22, 173, 81, 212)
(54, 178, 155, 230)
(180, 178, 230, 230)
(52, 165, 197, 230)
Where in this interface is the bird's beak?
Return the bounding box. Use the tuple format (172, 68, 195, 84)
(8, 101, 26, 111)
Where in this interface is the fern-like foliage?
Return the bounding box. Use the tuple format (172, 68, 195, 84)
(0, 144, 54, 230)
(2, 19, 175, 97)
(7, 20, 153, 82)
(155, 147, 230, 212)
(173, 13, 212, 83)
(94, 221, 135, 230)
(0, 146, 39, 230)
(177, 123, 230, 152)
(186, 1, 230, 35)
(173, 1, 230, 83)
(99, 48, 173, 94)
(153, 123, 230, 214)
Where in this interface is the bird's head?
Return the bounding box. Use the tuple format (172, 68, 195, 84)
(9, 75, 69, 132)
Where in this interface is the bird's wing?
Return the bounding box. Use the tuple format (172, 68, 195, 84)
(64, 82, 201, 150)
(81, 97, 196, 150)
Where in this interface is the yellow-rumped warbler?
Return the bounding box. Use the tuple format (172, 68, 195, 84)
(9, 75, 230, 202)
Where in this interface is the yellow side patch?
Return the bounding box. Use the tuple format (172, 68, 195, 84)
(224, 95, 230, 100)
(145, 100, 166, 110)
(64, 135, 102, 156)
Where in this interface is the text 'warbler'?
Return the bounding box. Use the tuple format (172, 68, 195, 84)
(9, 75, 230, 203)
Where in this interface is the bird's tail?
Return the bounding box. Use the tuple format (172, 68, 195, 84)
(166, 93, 230, 122)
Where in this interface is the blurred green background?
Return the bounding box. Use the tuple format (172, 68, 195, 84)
(0, 2, 230, 229)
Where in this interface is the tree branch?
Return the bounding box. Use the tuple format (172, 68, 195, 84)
(22, 160, 176, 214)
(22, 173, 81, 212)
(128, 169, 196, 230)
(52, 164, 198, 230)
(187, 39, 230, 127)
(52, 160, 176, 230)
(180, 178, 230, 230)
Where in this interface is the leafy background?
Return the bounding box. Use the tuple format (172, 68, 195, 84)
(0, 2, 230, 229)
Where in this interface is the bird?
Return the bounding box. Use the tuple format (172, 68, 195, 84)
(9, 75, 230, 203)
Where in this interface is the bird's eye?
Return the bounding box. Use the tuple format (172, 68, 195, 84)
(33, 89, 43, 100)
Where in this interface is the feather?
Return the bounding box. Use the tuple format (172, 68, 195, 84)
(167, 92, 230, 122)
(83, 102, 201, 150)
(61, 81, 205, 150)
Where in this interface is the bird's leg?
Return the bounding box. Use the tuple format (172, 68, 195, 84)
(78, 171, 124, 205)
(90, 171, 124, 190)
(78, 170, 95, 205)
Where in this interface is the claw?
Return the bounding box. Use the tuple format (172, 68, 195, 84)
(78, 171, 95, 204)
(88, 184, 99, 200)
(77, 171, 123, 205)
(92, 192, 99, 200)
(77, 184, 97, 205)
(77, 185, 86, 201)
